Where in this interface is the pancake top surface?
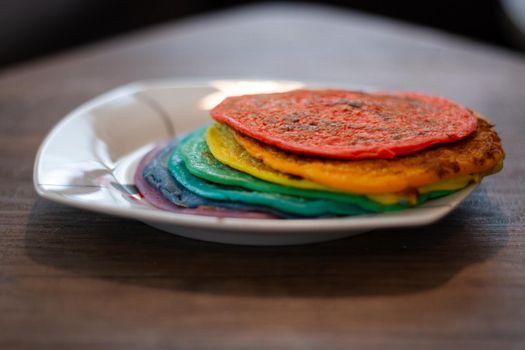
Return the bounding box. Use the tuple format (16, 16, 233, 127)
(211, 89, 478, 159)
(234, 117, 505, 194)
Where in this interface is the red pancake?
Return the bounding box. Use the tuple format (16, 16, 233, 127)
(211, 89, 478, 159)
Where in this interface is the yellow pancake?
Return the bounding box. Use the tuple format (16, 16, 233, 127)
(207, 122, 499, 205)
(207, 122, 331, 191)
(233, 117, 505, 194)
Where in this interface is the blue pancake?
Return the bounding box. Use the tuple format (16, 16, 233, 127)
(167, 136, 370, 217)
(142, 140, 286, 217)
(136, 144, 276, 219)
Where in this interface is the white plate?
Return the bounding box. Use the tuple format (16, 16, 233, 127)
(34, 79, 476, 246)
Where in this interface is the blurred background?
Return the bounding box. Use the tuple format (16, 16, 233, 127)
(1, 0, 525, 70)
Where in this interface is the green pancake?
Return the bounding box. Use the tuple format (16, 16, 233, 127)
(177, 127, 455, 213)
(168, 134, 374, 217)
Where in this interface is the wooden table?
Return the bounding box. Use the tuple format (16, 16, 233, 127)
(1, 4, 524, 349)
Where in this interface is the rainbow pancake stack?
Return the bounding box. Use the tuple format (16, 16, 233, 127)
(135, 89, 505, 218)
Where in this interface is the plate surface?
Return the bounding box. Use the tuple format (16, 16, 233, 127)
(34, 79, 477, 245)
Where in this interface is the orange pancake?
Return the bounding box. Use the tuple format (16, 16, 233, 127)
(233, 117, 504, 194)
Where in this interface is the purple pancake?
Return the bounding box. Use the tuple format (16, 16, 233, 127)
(134, 143, 277, 219)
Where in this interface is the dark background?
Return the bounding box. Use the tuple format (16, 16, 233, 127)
(0, 0, 522, 69)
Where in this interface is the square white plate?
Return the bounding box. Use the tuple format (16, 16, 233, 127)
(34, 79, 476, 245)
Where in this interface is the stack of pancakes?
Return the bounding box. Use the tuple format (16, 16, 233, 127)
(137, 89, 504, 218)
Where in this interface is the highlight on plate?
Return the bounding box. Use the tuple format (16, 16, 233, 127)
(134, 89, 505, 219)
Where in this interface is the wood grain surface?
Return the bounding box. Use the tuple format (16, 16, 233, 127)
(1, 4, 524, 350)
